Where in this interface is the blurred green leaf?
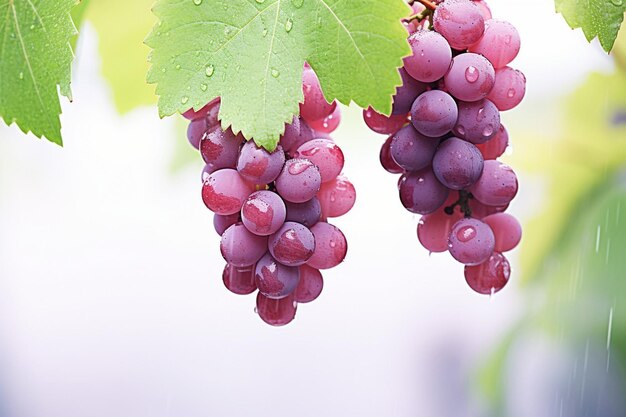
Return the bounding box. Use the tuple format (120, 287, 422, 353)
(70, 0, 90, 50)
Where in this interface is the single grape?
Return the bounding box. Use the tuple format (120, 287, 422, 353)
(487, 67, 526, 111)
(433, 0, 485, 50)
(418, 207, 464, 253)
(241, 190, 286, 236)
(300, 67, 336, 123)
(363, 107, 407, 135)
(268, 222, 316, 266)
(307, 222, 348, 270)
(399, 167, 449, 214)
(220, 223, 268, 267)
(390, 125, 438, 172)
(448, 218, 495, 265)
(308, 105, 341, 134)
(202, 169, 255, 215)
(317, 175, 356, 218)
(392, 68, 428, 115)
(255, 253, 300, 299)
(237, 140, 286, 184)
(469, 160, 518, 206)
(213, 212, 240, 235)
(464, 252, 510, 294)
(202, 163, 217, 182)
(411, 90, 458, 138)
(468, 20, 520, 69)
(284, 198, 322, 227)
(453, 99, 501, 144)
(472, 0, 492, 20)
(256, 293, 297, 326)
(380, 135, 404, 174)
(432, 137, 484, 190)
(405, 30, 453, 83)
(186, 117, 206, 150)
(476, 125, 508, 160)
(222, 263, 257, 295)
(468, 198, 508, 219)
(182, 97, 220, 122)
(275, 159, 322, 203)
(483, 213, 522, 252)
(200, 128, 243, 169)
(294, 265, 324, 303)
(295, 139, 344, 183)
(444, 53, 495, 102)
(280, 117, 316, 156)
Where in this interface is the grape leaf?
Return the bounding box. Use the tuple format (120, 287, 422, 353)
(555, 0, 626, 52)
(0, 0, 77, 145)
(146, 0, 411, 150)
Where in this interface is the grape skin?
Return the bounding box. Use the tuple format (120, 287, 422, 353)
(464, 252, 510, 294)
(468, 20, 520, 69)
(411, 90, 458, 138)
(317, 175, 357, 218)
(448, 218, 495, 266)
(390, 125, 438, 172)
(202, 169, 255, 215)
(399, 167, 449, 214)
(453, 99, 501, 144)
(487, 67, 526, 111)
(483, 212, 522, 252)
(469, 160, 518, 207)
(433, 0, 485, 50)
(268, 222, 316, 267)
(294, 265, 324, 303)
(307, 222, 348, 270)
(444, 53, 495, 102)
(237, 141, 286, 185)
(275, 159, 322, 203)
(256, 293, 297, 326)
(220, 223, 268, 267)
(405, 30, 452, 83)
(432, 137, 484, 190)
(223, 264, 257, 295)
(241, 191, 286, 236)
(255, 253, 301, 299)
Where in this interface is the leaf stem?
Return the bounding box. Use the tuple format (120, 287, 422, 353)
(416, 0, 437, 11)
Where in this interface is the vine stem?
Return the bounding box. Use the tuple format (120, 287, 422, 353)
(416, 0, 437, 11)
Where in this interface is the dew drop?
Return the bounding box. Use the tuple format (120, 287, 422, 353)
(465, 66, 479, 83)
(161, 68, 166, 73)
(262, 28, 268, 37)
(193, 0, 202, 4)
(271, 68, 280, 78)
(175, 64, 181, 70)
(201, 83, 208, 91)
(181, 96, 189, 104)
(291, 0, 304, 7)
(456, 125, 466, 136)
(456, 226, 476, 242)
(285, 18, 293, 32)
(205, 65, 215, 77)
(18, 72, 24, 80)
(29, 24, 35, 30)
(255, 0, 265, 3)
(482, 124, 494, 137)
(507, 88, 515, 98)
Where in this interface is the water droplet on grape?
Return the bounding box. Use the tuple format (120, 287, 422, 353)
(482, 124, 494, 137)
(456, 226, 476, 242)
(465, 66, 479, 83)
(457, 125, 466, 136)
(507, 88, 515, 98)
(181, 96, 189, 104)
(504, 35, 512, 45)
(205, 65, 214, 77)
(285, 18, 293, 32)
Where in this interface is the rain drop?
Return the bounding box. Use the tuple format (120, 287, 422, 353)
(175, 64, 181, 70)
(465, 66, 479, 83)
(193, 0, 202, 4)
(507, 88, 515, 98)
(29, 24, 35, 30)
(482, 124, 494, 137)
(285, 18, 293, 32)
(205, 65, 215, 77)
(18, 72, 24, 80)
(456, 125, 466, 136)
(201, 83, 208, 91)
(181, 96, 189, 104)
(271, 68, 280, 78)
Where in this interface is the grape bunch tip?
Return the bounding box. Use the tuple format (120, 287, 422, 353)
(184, 65, 355, 326)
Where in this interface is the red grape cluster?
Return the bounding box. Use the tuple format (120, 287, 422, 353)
(184, 67, 355, 326)
(364, 0, 524, 295)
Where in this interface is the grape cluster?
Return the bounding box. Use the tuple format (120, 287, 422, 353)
(184, 66, 355, 326)
(364, 0, 524, 295)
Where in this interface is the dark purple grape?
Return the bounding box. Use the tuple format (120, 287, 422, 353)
(432, 137, 484, 190)
(453, 99, 501, 144)
(392, 68, 428, 115)
(411, 90, 458, 138)
(220, 223, 268, 267)
(284, 198, 322, 227)
(398, 167, 449, 214)
(237, 140, 286, 185)
(390, 125, 438, 172)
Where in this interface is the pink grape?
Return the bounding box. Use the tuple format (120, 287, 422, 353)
(418, 208, 464, 253)
(476, 125, 508, 160)
(432, 138, 484, 190)
(237, 140, 286, 184)
(213, 212, 240, 235)
(464, 252, 510, 294)
(453, 99, 501, 144)
(363, 107, 407, 135)
(241, 190, 286, 236)
(392, 68, 428, 115)
(411, 90, 458, 137)
(448, 218, 495, 265)
(295, 139, 344, 182)
(469, 160, 518, 207)
(222, 264, 257, 295)
(202, 169, 255, 215)
(300, 67, 336, 123)
(405, 30, 453, 83)
(284, 198, 322, 227)
(399, 167, 449, 214)
(220, 223, 268, 267)
(309, 105, 341, 134)
(294, 265, 324, 303)
(186, 117, 206, 150)
(202, 163, 217, 182)
(317, 175, 356, 218)
(182, 97, 220, 122)
(472, 0, 492, 20)
(469, 20, 520, 69)
(256, 293, 297, 326)
(390, 125, 438, 171)
(444, 53, 495, 102)
(200, 128, 243, 169)
(468, 199, 508, 219)
(487, 67, 526, 111)
(433, 0, 485, 50)
(275, 159, 322, 203)
(269, 222, 316, 267)
(280, 117, 315, 156)
(380, 135, 404, 174)
(255, 253, 300, 299)
(483, 213, 522, 252)
(307, 222, 348, 270)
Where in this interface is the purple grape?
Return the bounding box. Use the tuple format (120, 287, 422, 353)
(317, 175, 356, 218)
(418, 205, 464, 253)
(294, 265, 324, 303)
(268, 222, 316, 266)
(295, 139, 344, 183)
(256, 293, 297, 326)
(363, 107, 407, 135)
(222, 263, 257, 295)
(390, 125, 438, 172)
(220, 223, 268, 267)
(380, 135, 404, 174)
(483, 213, 522, 252)
(432, 138, 484, 190)
(469, 160, 518, 206)
(405, 30, 452, 83)
(307, 222, 348, 270)
(411, 90, 458, 138)
(448, 218, 495, 265)
(487, 67, 526, 111)
(237, 140, 286, 184)
(280, 117, 315, 156)
(213, 212, 240, 235)
(200, 128, 243, 169)
(187, 117, 206, 150)
(275, 159, 322, 203)
(308, 105, 341, 134)
(392, 68, 428, 115)
(468, 20, 521, 69)
(453, 99, 501, 144)
(182, 97, 220, 122)
(202, 169, 255, 215)
(433, 0, 485, 50)
(444, 53, 495, 102)
(300, 67, 336, 124)
(473, 0, 492, 20)
(241, 190, 286, 236)
(398, 167, 449, 214)
(285, 197, 322, 227)
(255, 253, 300, 299)
(464, 252, 510, 294)
(201, 163, 217, 182)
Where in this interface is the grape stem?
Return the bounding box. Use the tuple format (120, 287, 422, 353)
(414, 0, 437, 11)
(404, 9, 433, 23)
(444, 190, 474, 218)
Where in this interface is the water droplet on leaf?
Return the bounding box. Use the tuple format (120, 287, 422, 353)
(181, 96, 189, 104)
(205, 65, 215, 77)
(271, 68, 280, 78)
(285, 18, 293, 32)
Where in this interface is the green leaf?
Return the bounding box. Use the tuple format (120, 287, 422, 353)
(146, 0, 411, 150)
(70, 0, 90, 50)
(555, 0, 626, 52)
(86, 0, 157, 113)
(0, 0, 77, 145)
